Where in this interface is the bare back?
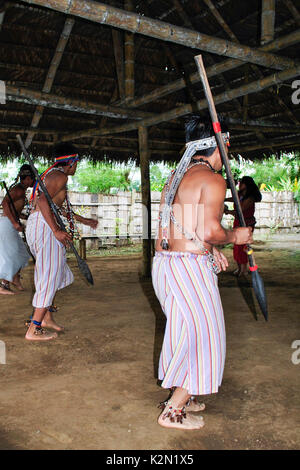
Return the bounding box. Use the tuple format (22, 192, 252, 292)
(34, 169, 68, 212)
(3, 184, 27, 216)
(156, 165, 227, 253)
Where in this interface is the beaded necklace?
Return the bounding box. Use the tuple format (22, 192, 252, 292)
(160, 160, 220, 274)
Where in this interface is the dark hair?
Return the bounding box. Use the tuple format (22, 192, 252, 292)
(240, 176, 262, 202)
(19, 164, 35, 181)
(52, 142, 79, 166)
(184, 114, 228, 157)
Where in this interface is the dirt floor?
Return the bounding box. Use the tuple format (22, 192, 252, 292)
(0, 242, 299, 450)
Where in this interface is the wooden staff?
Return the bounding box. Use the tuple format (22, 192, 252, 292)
(194, 54, 268, 322)
(16, 134, 94, 286)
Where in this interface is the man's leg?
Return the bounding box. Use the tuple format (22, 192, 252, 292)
(12, 270, 25, 291)
(158, 387, 204, 430)
(25, 307, 57, 341)
(0, 280, 15, 295)
(42, 308, 64, 332)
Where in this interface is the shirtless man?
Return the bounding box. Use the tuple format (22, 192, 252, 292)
(25, 143, 98, 341)
(152, 115, 253, 430)
(0, 164, 35, 294)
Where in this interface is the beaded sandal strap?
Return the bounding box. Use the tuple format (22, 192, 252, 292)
(158, 400, 187, 424)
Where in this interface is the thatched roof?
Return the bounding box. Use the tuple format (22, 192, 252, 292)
(0, 0, 299, 163)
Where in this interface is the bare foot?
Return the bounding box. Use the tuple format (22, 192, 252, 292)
(11, 279, 25, 291)
(41, 316, 64, 332)
(41, 309, 64, 332)
(25, 324, 58, 342)
(0, 286, 15, 295)
(158, 403, 205, 430)
(186, 397, 205, 413)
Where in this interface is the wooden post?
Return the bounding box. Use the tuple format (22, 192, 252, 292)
(139, 126, 151, 278)
(124, 0, 135, 102)
(79, 238, 86, 260)
(261, 0, 276, 45)
(20, 0, 294, 70)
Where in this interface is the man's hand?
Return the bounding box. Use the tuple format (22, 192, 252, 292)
(14, 222, 24, 232)
(233, 227, 253, 245)
(84, 218, 98, 229)
(53, 229, 72, 247)
(212, 247, 228, 272)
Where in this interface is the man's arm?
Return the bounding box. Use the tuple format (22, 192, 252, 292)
(2, 187, 24, 231)
(36, 172, 72, 246)
(73, 213, 98, 229)
(198, 174, 253, 246)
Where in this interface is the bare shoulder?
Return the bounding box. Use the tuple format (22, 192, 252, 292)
(10, 184, 25, 199)
(206, 171, 226, 189)
(45, 169, 67, 185)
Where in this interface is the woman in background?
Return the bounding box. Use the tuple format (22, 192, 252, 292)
(225, 176, 262, 277)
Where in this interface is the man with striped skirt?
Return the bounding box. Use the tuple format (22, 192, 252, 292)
(153, 115, 253, 429)
(25, 143, 98, 342)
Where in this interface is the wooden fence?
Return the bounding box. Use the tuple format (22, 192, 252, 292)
(1, 189, 299, 248)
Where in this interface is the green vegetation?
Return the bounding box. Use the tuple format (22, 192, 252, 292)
(1, 153, 299, 200)
(227, 152, 300, 203)
(74, 163, 131, 193)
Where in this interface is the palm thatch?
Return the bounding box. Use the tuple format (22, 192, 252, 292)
(0, 0, 299, 163)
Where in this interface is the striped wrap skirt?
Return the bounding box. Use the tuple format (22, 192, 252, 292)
(26, 211, 74, 308)
(152, 251, 226, 396)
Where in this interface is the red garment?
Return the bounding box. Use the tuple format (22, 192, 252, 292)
(233, 194, 256, 265)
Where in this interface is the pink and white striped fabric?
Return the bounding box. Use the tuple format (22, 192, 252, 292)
(26, 211, 74, 308)
(152, 251, 226, 396)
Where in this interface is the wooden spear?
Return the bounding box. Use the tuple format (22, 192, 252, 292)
(16, 134, 94, 286)
(194, 54, 268, 322)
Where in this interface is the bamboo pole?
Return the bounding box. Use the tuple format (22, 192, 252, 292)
(124, 0, 135, 102)
(5, 84, 153, 120)
(261, 0, 276, 45)
(62, 63, 300, 141)
(20, 0, 295, 70)
(121, 29, 300, 109)
(139, 126, 152, 278)
(283, 0, 300, 27)
(25, 17, 75, 148)
(112, 29, 125, 101)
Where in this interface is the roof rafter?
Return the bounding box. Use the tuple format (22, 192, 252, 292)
(25, 17, 75, 148)
(120, 29, 300, 109)
(5, 84, 155, 120)
(19, 0, 296, 70)
(62, 63, 300, 141)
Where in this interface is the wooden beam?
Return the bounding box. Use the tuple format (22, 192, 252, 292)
(139, 126, 152, 278)
(231, 136, 300, 153)
(283, 0, 300, 28)
(261, 0, 276, 45)
(124, 0, 135, 102)
(20, 0, 295, 70)
(120, 29, 300, 109)
(25, 17, 75, 148)
(229, 123, 300, 133)
(202, 0, 238, 42)
(112, 29, 125, 101)
(5, 84, 154, 120)
(62, 63, 300, 141)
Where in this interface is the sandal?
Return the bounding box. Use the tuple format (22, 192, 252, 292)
(158, 400, 187, 424)
(1, 281, 12, 291)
